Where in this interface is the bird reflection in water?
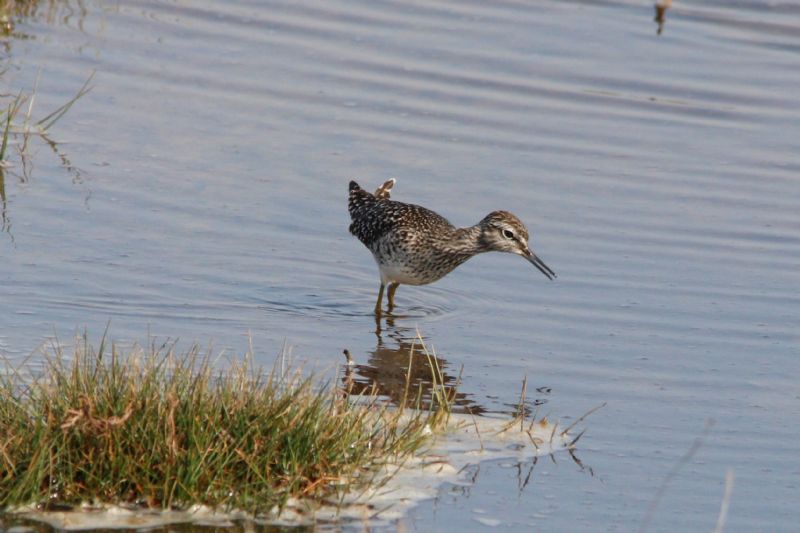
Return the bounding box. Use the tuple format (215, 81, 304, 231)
(342, 319, 486, 415)
(342, 319, 596, 479)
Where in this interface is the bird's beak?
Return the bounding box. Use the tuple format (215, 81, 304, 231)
(525, 249, 556, 280)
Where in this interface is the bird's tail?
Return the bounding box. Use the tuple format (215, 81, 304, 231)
(348, 179, 396, 235)
(348, 179, 374, 223)
(373, 178, 395, 199)
(348, 178, 396, 198)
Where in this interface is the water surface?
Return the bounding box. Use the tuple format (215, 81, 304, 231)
(1, 0, 799, 530)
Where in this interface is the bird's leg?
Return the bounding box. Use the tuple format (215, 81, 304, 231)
(387, 282, 400, 312)
(374, 283, 385, 316)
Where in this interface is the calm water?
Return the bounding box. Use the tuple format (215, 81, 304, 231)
(2, 0, 799, 531)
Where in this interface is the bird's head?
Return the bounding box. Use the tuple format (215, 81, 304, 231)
(478, 211, 556, 280)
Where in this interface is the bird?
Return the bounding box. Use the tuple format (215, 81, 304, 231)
(348, 179, 555, 315)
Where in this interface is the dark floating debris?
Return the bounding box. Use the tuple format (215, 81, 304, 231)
(655, 0, 673, 35)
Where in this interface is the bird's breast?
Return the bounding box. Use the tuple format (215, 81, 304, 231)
(369, 233, 470, 285)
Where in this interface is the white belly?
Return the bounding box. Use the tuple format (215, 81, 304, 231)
(375, 259, 428, 285)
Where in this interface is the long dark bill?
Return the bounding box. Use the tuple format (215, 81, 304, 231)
(527, 253, 556, 280)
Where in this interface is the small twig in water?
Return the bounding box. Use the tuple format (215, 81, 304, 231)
(561, 402, 607, 436)
(518, 375, 528, 431)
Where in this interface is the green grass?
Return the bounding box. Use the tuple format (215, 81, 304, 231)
(0, 71, 93, 167)
(0, 331, 451, 514)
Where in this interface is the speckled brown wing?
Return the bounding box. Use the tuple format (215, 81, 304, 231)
(348, 181, 454, 248)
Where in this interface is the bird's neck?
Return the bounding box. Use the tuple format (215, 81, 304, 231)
(448, 225, 487, 256)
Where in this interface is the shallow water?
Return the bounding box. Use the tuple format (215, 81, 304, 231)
(1, 0, 799, 530)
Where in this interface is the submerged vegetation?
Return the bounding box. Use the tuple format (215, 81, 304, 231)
(0, 333, 453, 514)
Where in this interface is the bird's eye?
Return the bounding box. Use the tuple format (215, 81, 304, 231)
(502, 229, 514, 239)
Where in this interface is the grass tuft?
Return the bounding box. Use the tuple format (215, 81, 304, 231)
(0, 71, 93, 170)
(0, 332, 450, 514)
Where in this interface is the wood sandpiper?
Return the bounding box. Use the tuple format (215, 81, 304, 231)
(348, 179, 555, 315)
